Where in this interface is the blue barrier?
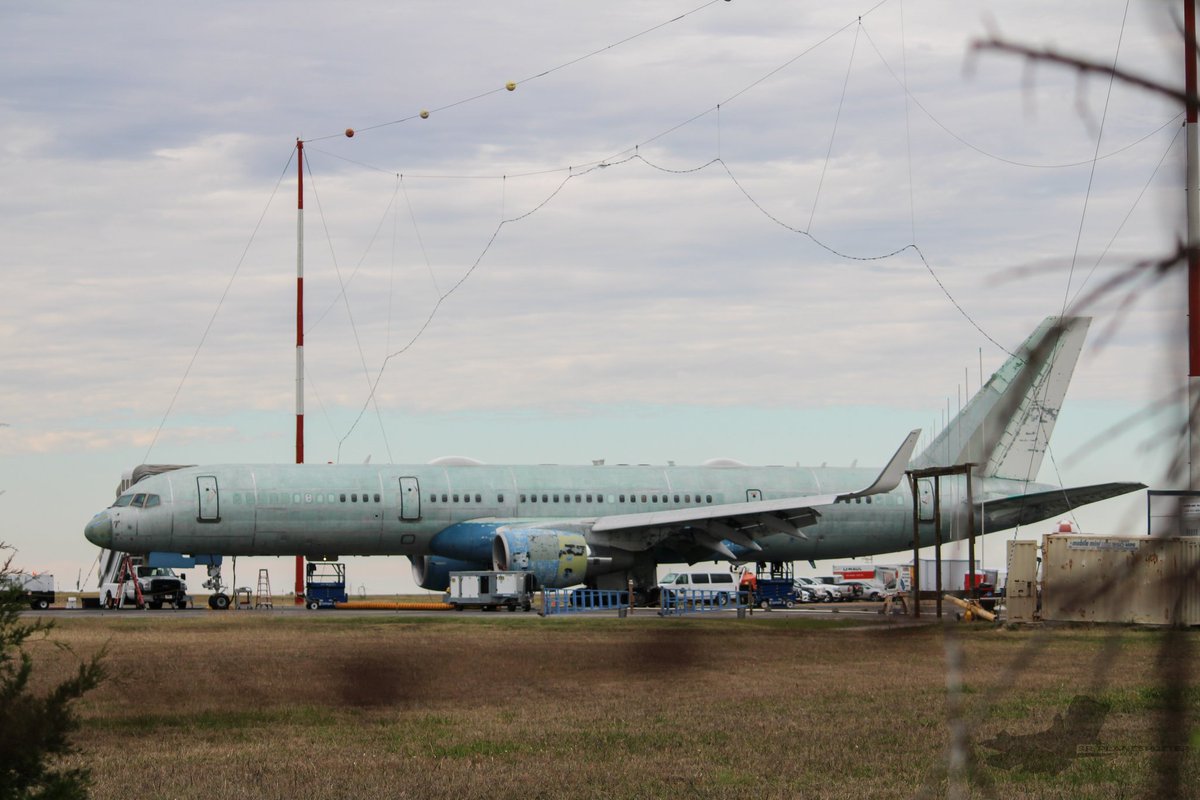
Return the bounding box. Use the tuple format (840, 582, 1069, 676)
(540, 588, 630, 616)
(659, 589, 748, 616)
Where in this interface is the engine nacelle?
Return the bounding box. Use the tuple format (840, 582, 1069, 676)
(410, 555, 487, 591)
(492, 529, 589, 589)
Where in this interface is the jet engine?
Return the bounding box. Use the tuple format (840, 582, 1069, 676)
(410, 555, 487, 592)
(492, 529, 589, 588)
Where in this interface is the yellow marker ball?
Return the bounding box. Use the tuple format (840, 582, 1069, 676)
(345, 128, 355, 138)
(419, 109, 430, 119)
(506, 82, 516, 92)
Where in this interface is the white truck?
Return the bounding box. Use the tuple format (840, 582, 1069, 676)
(100, 559, 189, 609)
(5, 572, 56, 610)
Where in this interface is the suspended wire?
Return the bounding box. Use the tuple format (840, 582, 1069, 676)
(307, 0, 730, 141)
(1016, 1, 1131, 537)
(1061, 0, 1131, 313)
(306, 169, 404, 335)
(336, 145, 1019, 444)
(142, 153, 295, 462)
(711, 156, 1014, 355)
(1069, 121, 1183, 309)
(809, 20, 861, 233)
(306, 161, 395, 463)
(859, 23, 1182, 170)
(401, 175, 440, 296)
(899, 0, 917, 243)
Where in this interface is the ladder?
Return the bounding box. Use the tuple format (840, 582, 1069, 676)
(254, 569, 273, 609)
(114, 555, 145, 609)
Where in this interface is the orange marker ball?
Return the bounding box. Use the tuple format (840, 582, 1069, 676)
(345, 128, 355, 138)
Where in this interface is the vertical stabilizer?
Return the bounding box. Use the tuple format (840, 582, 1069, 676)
(912, 317, 1090, 480)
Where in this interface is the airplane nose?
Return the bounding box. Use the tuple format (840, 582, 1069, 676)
(84, 512, 112, 549)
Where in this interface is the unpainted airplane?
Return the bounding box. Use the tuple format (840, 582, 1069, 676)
(84, 317, 1143, 607)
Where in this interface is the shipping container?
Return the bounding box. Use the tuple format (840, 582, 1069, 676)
(1041, 534, 1200, 626)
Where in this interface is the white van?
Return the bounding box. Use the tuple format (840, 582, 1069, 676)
(657, 570, 739, 601)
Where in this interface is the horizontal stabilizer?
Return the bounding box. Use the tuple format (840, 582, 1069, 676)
(978, 482, 1145, 531)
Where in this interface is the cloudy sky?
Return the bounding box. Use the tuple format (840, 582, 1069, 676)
(0, 1, 1188, 594)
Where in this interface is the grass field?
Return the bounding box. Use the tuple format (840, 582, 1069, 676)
(21, 612, 1199, 799)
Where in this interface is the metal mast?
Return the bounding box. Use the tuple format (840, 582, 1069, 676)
(295, 139, 306, 603)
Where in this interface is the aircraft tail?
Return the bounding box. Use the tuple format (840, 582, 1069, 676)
(911, 316, 1090, 481)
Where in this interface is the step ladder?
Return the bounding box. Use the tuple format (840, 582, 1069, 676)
(114, 555, 144, 609)
(254, 569, 273, 609)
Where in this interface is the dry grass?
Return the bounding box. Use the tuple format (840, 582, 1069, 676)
(19, 613, 1199, 799)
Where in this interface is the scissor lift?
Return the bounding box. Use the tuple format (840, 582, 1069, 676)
(754, 561, 799, 610)
(304, 562, 348, 610)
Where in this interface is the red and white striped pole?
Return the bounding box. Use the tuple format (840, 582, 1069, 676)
(295, 139, 306, 603)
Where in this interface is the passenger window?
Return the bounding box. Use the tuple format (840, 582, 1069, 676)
(706, 495, 713, 503)
(497, 494, 504, 503)
(531, 495, 538, 503)
(619, 495, 626, 503)
(641, 495, 647, 503)
(520, 494, 527, 503)
(292, 493, 302, 503)
(441, 494, 448, 503)
(430, 493, 437, 502)
(693, 574, 710, 585)
(575, 494, 581, 503)
(563, 495, 570, 504)
(586, 494, 593, 503)
(375, 494, 381, 503)
(685, 494, 691, 503)
(674, 494, 680, 503)
(475, 494, 481, 503)
(553, 494, 560, 503)
(652, 495, 658, 503)
(542, 494, 548, 503)
(305, 493, 313, 503)
(315, 494, 324, 504)
(352, 494, 358, 503)
(340, 494, 346, 503)
(453, 494, 460, 503)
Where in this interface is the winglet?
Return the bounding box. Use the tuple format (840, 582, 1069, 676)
(839, 429, 921, 500)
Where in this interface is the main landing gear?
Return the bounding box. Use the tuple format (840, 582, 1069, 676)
(204, 563, 230, 610)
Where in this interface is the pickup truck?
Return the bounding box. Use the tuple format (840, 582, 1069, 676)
(101, 564, 189, 609)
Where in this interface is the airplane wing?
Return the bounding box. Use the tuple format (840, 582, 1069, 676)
(578, 429, 921, 560)
(978, 482, 1146, 531)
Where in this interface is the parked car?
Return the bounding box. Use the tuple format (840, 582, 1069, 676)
(796, 576, 853, 603)
(836, 579, 887, 600)
(814, 576, 858, 601)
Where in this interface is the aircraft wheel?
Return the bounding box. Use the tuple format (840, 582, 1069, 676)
(212, 593, 230, 611)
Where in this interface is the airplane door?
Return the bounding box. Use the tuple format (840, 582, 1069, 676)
(918, 478, 935, 522)
(746, 489, 762, 502)
(197, 476, 220, 522)
(399, 477, 421, 521)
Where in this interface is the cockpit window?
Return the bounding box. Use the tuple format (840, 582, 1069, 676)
(145, 495, 161, 508)
(113, 494, 134, 507)
(131, 494, 147, 507)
